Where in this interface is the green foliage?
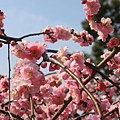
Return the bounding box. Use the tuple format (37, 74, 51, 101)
(81, 0, 120, 74)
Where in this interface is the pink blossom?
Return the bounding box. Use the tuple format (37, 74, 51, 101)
(10, 89, 20, 100)
(69, 86, 81, 103)
(40, 84, 53, 97)
(51, 90, 66, 105)
(114, 66, 120, 75)
(100, 99, 110, 111)
(82, 58, 92, 75)
(53, 25, 72, 40)
(114, 52, 120, 64)
(84, 0, 101, 16)
(35, 105, 43, 114)
(10, 41, 28, 59)
(18, 98, 30, 109)
(42, 26, 57, 43)
(10, 102, 24, 116)
(0, 77, 9, 92)
(20, 63, 40, 80)
(86, 14, 92, 21)
(72, 30, 94, 46)
(27, 41, 47, 60)
(57, 46, 68, 62)
(89, 18, 114, 41)
(101, 49, 111, 59)
(107, 37, 119, 48)
(42, 25, 72, 43)
(71, 51, 84, 67)
(46, 74, 62, 87)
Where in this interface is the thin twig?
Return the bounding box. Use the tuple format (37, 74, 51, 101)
(103, 107, 120, 119)
(0, 109, 24, 120)
(8, 43, 11, 111)
(0, 32, 53, 43)
(84, 61, 120, 90)
(19, 32, 53, 39)
(3, 31, 12, 113)
(29, 94, 35, 120)
(45, 72, 56, 77)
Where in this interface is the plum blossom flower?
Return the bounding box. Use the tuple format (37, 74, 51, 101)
(57, 46, 68, 62)
(42, 26, 57, 43)
(42, 25, 72, 43)
(69, 86, 81, 103)
(27, 41, 47, 60)
(11, 41, 47, 60)
(84, 0, 101, 16)
(71, 51, 84, 69)
(107, 37, 119, 48)
(40, 84, 53, 97)
(53, 25, 72, 40)
(20, 63, 40, 80)
(0, 77, 9, 92)
(10, 40, 28, 59)
(72, 30, 94, 46)
(89, 18, 114, 41)
(12, 78, 32, 90)
(51, 90, 66, 105)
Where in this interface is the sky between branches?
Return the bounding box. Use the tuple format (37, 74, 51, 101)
(0, 0, 92, 74)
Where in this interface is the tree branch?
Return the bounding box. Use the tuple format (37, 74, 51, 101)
(0, 32, 53, 43)
(84, 46, 120, 85)
(0, 109, 24, 120)
(29, 94, 35, 120)
(84, 61, 120, 90)
(51, 96, 72, 120)
(43, 53, 102, 117)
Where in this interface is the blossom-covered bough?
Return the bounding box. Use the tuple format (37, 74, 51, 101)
(0, 0, 120, 120)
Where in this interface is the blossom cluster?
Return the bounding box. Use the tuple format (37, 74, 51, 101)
(42, 25, 94, 46)
(0, 0, 120, 120)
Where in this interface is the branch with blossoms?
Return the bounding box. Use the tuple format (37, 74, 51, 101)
(42, 53, 102, 116)
(0, 109, 24, 120)
(51, 96, 72, 120)
(0, 0, 120, 120)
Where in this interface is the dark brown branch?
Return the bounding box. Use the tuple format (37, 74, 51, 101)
(0, 109, 24, 120)
(19, 32, 53, 39)
(103, 107, 120, 119)
(47, 49, 58, 53)
(0, 35, 20, 42)
(0, 39, 8, 44)
(84, 61, 120, 90)
(51, 96, 72, 120)
(84, 46, 120, 85)
(0, 32, 53, 43)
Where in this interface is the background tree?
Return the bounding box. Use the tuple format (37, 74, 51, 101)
(82, 0, 120, 74)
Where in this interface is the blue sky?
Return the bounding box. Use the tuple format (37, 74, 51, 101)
(0, 0, 92, 74)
